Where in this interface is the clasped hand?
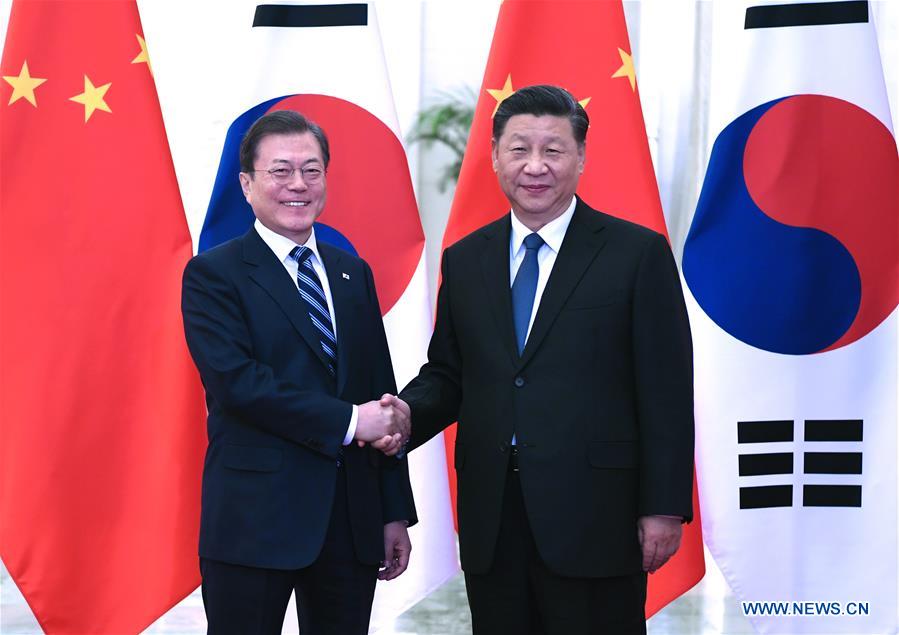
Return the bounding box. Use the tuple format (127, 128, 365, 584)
(355, 394, 411, 456)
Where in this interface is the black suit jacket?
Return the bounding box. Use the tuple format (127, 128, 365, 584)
(182, 228, 416, 571)
(401, 198, 693, 578)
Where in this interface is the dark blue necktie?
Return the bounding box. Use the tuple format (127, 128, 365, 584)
(290, 246, 337, 376)
(511, 233, 544, 354)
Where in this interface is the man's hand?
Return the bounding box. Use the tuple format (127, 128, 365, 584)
(637, 515, 682, 573)
(380, 520, 411, 581)
(379, 394, 410, 438)
(355, 395, 410, 456)
(370, 394, 411, 456)
(369, 434, 404, 456)
(377, 394, 411, 449)
(380, 393, 411, 426)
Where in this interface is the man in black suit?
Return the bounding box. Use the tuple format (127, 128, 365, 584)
(393, 85, 694, 634)
(181, 110, 416, 635)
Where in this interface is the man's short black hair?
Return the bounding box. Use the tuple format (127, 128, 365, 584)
(239, 110, 330, 173)
(492, 84, 589, 146)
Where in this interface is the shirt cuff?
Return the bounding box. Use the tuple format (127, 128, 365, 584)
(343, 405, 358, 446)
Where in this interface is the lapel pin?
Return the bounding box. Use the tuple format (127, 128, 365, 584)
(342, 273, 350, 280)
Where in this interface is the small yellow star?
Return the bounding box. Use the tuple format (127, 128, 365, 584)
(131, 33, 153, 76)
(611, 48, 636, 92)
(69, 75, 112, 122)
(3, 61, 47, 107)
(578, 97, 591, 109)
(486, 74, 515, 117)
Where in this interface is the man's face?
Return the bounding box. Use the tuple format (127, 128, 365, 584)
(239, 131, 327, 244)
(492, 114, 585, 229)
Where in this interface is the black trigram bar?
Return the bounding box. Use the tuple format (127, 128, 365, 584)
(739, 452, 793, 476)
(805, 419, 863, 442)
(803, 485, 862, 507)
(745, 1, 868, 29)
(738, 420, 793, 444)
(740, 485, 792, 509)
(804, 452, 862, 474)
(253, 4, 368, 28)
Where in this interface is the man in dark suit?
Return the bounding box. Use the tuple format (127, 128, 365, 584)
(393, 85, 694, 634)
(181, 110, 416, 635)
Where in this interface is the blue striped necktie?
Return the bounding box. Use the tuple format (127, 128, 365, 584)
(289, 245, 337, 376)
(511, 232, 544, 354)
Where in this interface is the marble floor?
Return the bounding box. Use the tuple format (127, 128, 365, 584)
(1, 550, 753, 634)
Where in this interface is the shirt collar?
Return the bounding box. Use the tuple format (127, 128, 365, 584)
(509, 196, 577, 256)
(254, 219, 323, 266)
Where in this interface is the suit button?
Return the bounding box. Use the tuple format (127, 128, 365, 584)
(514, 376, 525, 387)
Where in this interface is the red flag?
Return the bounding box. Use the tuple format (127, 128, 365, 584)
(0, 1, 206, 632)
(441, 0, 704, 616)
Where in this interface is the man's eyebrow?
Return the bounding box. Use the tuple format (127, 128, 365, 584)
(267, 157, 322, 166)
(504, 133, 566, 143)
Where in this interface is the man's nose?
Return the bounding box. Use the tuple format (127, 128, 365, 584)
(523, 153, 548, 174)
(286, 169, 308, 189)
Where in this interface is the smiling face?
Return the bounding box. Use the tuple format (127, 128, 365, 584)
(239, 131, 327, 244)
(491, 114, 585, 231)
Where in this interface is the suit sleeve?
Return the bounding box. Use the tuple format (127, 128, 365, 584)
(181, 254, 350, 457)
(360, 261, 418, 527)
(400, 249, 464, 450)
(632, 233, 695, 521)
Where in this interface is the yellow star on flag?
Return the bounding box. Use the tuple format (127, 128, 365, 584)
(486, 74, 515, 117)
(3, 61, 47, 107)
(69, 75, 112, 122)
(611, 47, 636, 92)
(578, 97, 591, 109)
(131, 33, 153, 76)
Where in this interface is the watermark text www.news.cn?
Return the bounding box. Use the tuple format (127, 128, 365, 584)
(742, 601, 870, 617)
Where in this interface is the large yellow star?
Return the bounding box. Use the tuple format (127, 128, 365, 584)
(3, 61, 47, 107)
(611, 48, 636, 92)
(131, 33, 153, 76)
(69, 75, 112, 122)
(486, 74, 515, 117)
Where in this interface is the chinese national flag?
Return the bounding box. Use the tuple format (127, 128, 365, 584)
(442, 0, 705, 616)
(0, 1, 206, 633)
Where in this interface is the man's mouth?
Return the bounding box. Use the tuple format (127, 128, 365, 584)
(282, 201, 309, 207)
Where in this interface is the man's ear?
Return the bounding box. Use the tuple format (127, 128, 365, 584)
(238, 172, 252, 200)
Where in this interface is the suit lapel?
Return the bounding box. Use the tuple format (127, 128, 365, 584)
(319, 243, 352, 395)
(517, 200, 608, 370)
(478, 216, 520, 366)
(242, 229, 334, 374)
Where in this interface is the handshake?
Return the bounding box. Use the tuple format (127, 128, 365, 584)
(355, 394, 410, 456)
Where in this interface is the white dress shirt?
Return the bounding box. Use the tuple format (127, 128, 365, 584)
(508, 196, 577, 342)
(254, 220, 357, 445)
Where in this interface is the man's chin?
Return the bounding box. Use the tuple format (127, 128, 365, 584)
(515, 202, 562, 220)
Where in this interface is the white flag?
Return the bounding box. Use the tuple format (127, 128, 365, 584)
(685, 1, 898, 633)
(141, 1, 458, 631)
